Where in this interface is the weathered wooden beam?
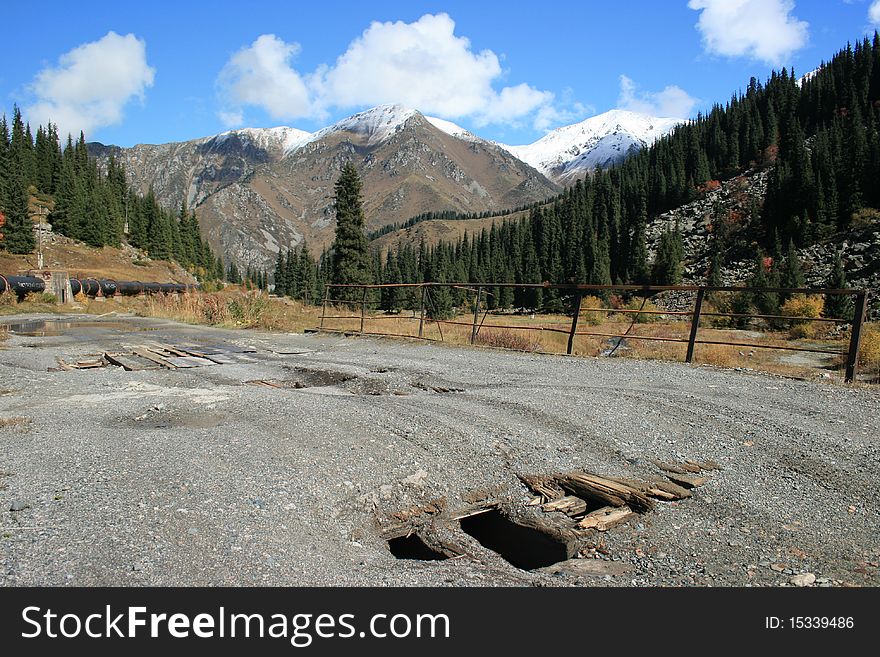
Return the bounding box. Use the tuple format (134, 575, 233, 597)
(578, 505, 635, 531)
(518, 474, 565, 501)
(542, 495, 588, 517)
(557, 472, 655, 513)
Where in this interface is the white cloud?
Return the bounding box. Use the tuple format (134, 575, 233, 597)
(870, 0, 880, 26)
(218, 14, 568, 130)
(618, 75, 698, 119)
(315, 13, 554, 126)
(26, 31, 155, 140)
(216, 34, 314, 123)
(688, 0, 809, 66)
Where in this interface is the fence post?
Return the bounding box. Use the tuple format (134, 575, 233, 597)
(470, 286, 482, 344)
(844, 291, 869, 383)
(360, 286, 367, 334)
(686, 288, 706, 364)
(418, 284, 426, 339)
(320, 286, 329, 329)
(567, 293, 582, 355)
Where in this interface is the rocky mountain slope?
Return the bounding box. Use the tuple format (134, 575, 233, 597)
(91, 105, 561, 271)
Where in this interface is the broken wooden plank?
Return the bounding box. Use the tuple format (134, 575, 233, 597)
(54, 357, 72, 371)
(608, 476, 693, 501)
(578, 505, 635, 531)
(154, 344, 190, 357)
(665, 473, 709, 489)
(104, 353, 160, 371)
(557, 472, 655, 513)
(542, 495, 589, 517)
(525, 496, 543, 507)
(518, 474, 565, 501)
(647, 480, 692, 500)
(132, 347, 175, 369)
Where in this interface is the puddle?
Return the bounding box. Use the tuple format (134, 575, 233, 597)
(459, 510, 570, 570)
(1, 320, 149, 337)
(387, 534, 449, 561)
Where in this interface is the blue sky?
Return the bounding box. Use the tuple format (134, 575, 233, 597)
(2, 0, 879, 147)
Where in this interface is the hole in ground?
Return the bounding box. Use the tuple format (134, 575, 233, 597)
(387, 534, 449, 561)
(282, 367, 357, 388)
(460, 510, 569, 571)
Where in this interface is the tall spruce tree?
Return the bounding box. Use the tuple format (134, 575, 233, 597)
(1, 174, 35, 254)
(330, 162, 372, 300)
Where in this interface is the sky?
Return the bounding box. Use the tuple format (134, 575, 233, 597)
(2, 0, 879, 148)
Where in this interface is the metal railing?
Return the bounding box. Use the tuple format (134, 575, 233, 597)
(317, 282, 872, 383)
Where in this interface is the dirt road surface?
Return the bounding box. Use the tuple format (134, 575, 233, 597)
(1, 313, 878, 587)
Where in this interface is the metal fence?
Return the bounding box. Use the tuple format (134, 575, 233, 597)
(317, 282, 872, 383)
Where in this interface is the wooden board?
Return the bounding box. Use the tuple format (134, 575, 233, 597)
(542, 495, 588, 517)
(131, 348, 175, 368)
(104, 353, 161, 371)
(578, 505, 635, 531)
(518, 474, 565, 501)
(557, 472, 655, 513)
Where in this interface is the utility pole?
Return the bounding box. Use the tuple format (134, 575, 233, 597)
(35, 205, 47, 270)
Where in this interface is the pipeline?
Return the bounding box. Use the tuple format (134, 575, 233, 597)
(2, 274, 196, 299)
(0, 275, 46, 297)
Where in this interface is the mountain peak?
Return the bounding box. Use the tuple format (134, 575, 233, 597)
(501, 108, 683, 182)
(318, 104, 422, 145)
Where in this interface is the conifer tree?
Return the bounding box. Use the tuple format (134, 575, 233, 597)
(1, 174, 35, 254)
(330, 162, 372, 300)
(823, 251, 854, 320)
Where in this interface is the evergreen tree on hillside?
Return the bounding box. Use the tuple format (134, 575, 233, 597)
(1, 174, 35, 254)
(330, 162, 372, 300)
(651, 225, 684, 285)
(823, 251, 854, 320)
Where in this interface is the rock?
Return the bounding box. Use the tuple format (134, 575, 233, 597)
(790, 573, 816, 587)
(379, 484, 393, 500)
(402, 469, 428, 487)
(9, 500, 29, 512)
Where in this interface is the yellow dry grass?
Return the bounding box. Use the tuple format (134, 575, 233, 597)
(0, 285, 869, 381)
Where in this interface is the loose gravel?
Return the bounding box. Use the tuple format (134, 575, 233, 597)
(0, 313, 878, 587)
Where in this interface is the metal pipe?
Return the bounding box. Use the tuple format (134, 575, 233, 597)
(0, 275, 46, 297)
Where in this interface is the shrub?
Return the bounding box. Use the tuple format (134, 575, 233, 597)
(474, 329, 541, 352)
(579, 295, 607, 326)
(23, 292, 57, 304)
(0, 291, 17, 306)
(782, 294, 825, 339)
(620, 297, 662, 323)
(859, 323, 880, 379)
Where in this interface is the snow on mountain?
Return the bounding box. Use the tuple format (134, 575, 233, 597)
(424, 115, 479, 141)
(216, 126, 313, 153)
(501, 109, 682, 183)
(309, 104, 420, 146)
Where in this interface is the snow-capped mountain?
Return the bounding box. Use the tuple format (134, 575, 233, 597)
(501, 109, 682, 183)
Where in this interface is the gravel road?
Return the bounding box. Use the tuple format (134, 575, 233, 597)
(1, 313, 878, 587)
